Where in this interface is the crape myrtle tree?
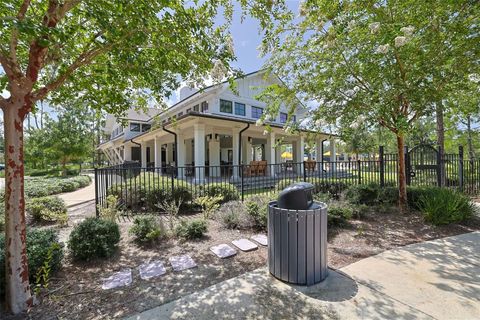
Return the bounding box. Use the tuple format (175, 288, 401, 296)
(258, 0, 479, 209)
(0, 0, 286, 313)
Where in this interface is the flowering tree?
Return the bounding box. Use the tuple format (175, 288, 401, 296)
(259, 0, 479, 208)
(0, 0, 284, 313)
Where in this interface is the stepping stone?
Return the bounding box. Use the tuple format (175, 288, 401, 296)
(251, 234, 268, 246)
(138, 260, 166, 280)
(232, 239, 258, 252)
(102, 269, 132, 290)
(169, 255, 197, 271)
(210, 244, 237, 258)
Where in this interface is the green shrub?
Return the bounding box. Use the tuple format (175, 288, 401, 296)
(0, 229, 64, 297)
(417, 188, 475, 225)
(203, 183, 239, 202)
(307, 180, 349, 199)
(328, 204, 353, 227)
(27, 196, 68, 224)
(0, 212, 4, 232)
(23, 175, 91, 198)
(377, 187, 399, 205)
(195, 195, 223, 219)
(68, 217, 120, 260)
(345, 184, 380, 205)
(406, 186, 437, 210)
(175, 219, 207, 240)
(215, 200, 252, 229)
(129, 216, 164, 243)
(245, 195, 271, 230)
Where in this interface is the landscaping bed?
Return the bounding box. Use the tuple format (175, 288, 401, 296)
(5, 199, 480, 320)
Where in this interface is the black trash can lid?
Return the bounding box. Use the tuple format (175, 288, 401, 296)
(277, 182, 314, 210)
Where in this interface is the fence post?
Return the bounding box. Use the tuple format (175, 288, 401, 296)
(404, 145, 410, 186)
(303, 161, 307, 181)
(94, 168, 99, 217)
(171, 166, 175, 196)
(241, 164, 245, 202)
(357, 159, 361, 184)
(379, 146, 385, 187)
(459, 145, 464, 191)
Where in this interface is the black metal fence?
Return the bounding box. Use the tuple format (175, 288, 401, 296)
(94, 145, 480, 214)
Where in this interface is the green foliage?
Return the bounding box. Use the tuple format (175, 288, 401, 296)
(406, 186, 438, 210)
(34, 242, 61, 295)
(20, 175, 91, 198)
(417, 188, 475, 225)
(215, 200, 252, 229)
(0, 212, 4, 232)
(68, 218, 120, 261)
(245, 195, 271, 230)
(27, 196, 68, 224)
(99, 195, 119, 222)
(328, 204, 354, 227)
(378, 187, 400, 205)
(195, 195, 223, 219)
(175, 219, 208, 240)
(345, 184, 380, 205)
(275, 179, 300, 192)
(308, 180, 349, 200)
(203, 183, 239, 203)
(0, 229, 64, 297)
(129, 216, 164, 243)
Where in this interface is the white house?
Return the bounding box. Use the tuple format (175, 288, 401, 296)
(98, 70, 336, 182)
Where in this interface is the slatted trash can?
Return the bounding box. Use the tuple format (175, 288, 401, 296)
(268, 182, 328, 285)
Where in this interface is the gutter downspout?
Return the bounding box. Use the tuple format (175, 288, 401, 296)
(163, 125, 178, 168)
(238, 123, 250, 165)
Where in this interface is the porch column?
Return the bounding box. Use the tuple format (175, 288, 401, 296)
(124, 145, 132, 162)
(177, 134, 185, 178)
(246, 139, 253, 163)
(232, 129, 240, 180)
(266, 132, 276, 177)
(141, 142, 147, 168)
(166, 143, 173, 164)
(194, 124, 205, 182)
(275, 144, 282, 174)
(154, 137, 162, 171)
(295, 135, 305, 173)
(330, 138, 337, 172)
(316, 138, 323, 171)
(209, 136, 220, 177)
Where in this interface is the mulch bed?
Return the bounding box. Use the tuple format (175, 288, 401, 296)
(4, 203, 480, 319)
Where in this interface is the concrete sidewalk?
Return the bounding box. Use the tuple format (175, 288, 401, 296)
(126, 232, 480, 320)
(58, 175, 95, 207)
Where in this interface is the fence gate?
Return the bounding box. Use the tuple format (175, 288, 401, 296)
(406, 144, 441, 187)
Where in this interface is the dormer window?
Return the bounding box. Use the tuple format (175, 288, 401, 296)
(220, 99, 232, 113)
(201, 101, 209, 112)
(141, 124, 151, 132)
(280, 112, 288, 123)
(235, 102, 246, 116)
(251, 106, 263, 119)
(130, 122, 140, 132)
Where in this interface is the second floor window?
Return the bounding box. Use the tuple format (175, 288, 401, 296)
(201, 101, 209, 112)
(251, 106, 263, 119)
(193, 105, 199, 112)
(178, 112, 183, 118)
(280, 112, 288, 123)
(235, 102, 246, 116)
(220, 99, 232, 113)
(186, 108, 191, 113)
(141, 124, 151, 132)
(130, 122, 140, 132)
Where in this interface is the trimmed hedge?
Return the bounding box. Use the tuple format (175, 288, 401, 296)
(175, 219, 208, 240)
(69, 217, 120, 261)
(27, 196, 68, 224)
(0, 229, 64, 297)
(203, 183, 239, 203)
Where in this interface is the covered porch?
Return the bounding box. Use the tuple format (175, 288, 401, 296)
(128, 114, 337, 183)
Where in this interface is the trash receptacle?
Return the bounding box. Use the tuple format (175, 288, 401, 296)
(268, 182, 328, 285)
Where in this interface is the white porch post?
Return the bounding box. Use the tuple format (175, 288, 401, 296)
(166, 143, 173, 164)
(246, 139, 253, 163)
(209, 136, 220, 177)
(316, 139, 322, 162)
(194, 124, 205, 182)
(266, 132, 276, 176)
(154, 137, 162, 171)
(330, 138, 337, 172)
(177, 134, 185, 178)
(141, 142, 147, 168)
(124, 145, 132, 162)
(295, 135, 305, 174)
(232, 129, 240, 180)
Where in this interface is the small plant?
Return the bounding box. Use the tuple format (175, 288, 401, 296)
(27, 196, 68, 224)
(328, 204, 353, 227)
(34, 242, 61, 295)
(98, 195, 119, 222)
(417, 188, 476, 225)
(215, 200, 252, 229)
(195, 195, 223, 219)
(156, 198, 183, 231)
(175, 219, 207, 240)
(68, 217, 120, 261)
(345, 184, 380, 205)
(245, 195, 270, 230)
(129, 216, 164, 243)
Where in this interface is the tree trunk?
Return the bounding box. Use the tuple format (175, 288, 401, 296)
(396, 134, 407, 211)
(3, 104, 32, 314)
(435, 101, 445, 186)
(466, 115, 475, 161)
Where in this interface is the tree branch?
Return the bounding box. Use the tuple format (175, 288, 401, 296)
(10, 0, 31, 73)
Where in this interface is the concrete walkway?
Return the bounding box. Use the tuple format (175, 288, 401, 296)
(58, 175, 95, 207)
(126, 232, 480, 320)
